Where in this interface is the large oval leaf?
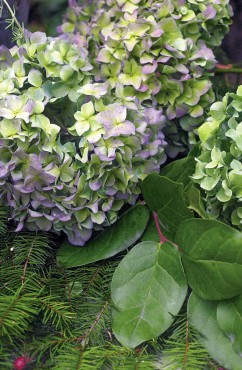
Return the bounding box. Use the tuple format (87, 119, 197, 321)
(217, 295, 242, 356)
(188, 293, 242, 370)
(142, 173, 193, 241)
(111, 241, 187, 348)
(176, 218, 242, 300)
(160, 156, 196, 188)
(57, 205, 149, 267)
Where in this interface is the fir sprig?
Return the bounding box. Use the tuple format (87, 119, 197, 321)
(0, 0, 24, 41)
(0, 283, 39, 341)
(154, 311, 218, 370)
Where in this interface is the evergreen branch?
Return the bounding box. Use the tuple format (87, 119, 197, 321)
(82, 266, 102, 296)
(0, 0, 24, 41)
(40, 295, 76, 334)
(0, 265, 42, 294)
(52, 343, 157, 370)
(83, 299, 110, 346)
(156, 312, 218, 370)
(12, 233, 51, 269)
(0, 207, 9, 236)
(0, 284, 39, 341)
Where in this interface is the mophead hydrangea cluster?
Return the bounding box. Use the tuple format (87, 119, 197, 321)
(0, 31, 166, 245)
(61, 0, 232, 156)
(193, 86, 242, 228)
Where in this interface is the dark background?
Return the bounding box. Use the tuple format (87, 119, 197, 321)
(222, 0, 242, 63)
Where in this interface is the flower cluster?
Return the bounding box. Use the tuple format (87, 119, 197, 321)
(193, 86, 242, 228)
(0, 32, 167, 245)
(61, 0, 232, 156)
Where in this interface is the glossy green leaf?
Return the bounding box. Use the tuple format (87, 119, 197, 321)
(111, 241, 187, 348)
(188, 293, 242, 370)
(176, 219, 242, 300)
(217, 295, 242, 356)
(186, 184, 209, 219)
(57, 205, 149, 267)
(142, 173, 193, 241)
(160, 157, 196, 188)
(141, 217, 160, 243)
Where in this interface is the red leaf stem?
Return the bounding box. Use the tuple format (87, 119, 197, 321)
(153, 212, 168, 244)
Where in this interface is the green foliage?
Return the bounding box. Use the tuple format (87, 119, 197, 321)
(160, 156, 197, 188)
(0, 216, 162, 368)
(0, 1, 241, 369)
(160, 312, 217, 369)
(177, 218, 242, 300)
(29, 0, 68, 36)
(0, 198, 219, 369)
(189, 293, 242, 370)
(217, 295, 242, 356)
(57, 204, 150, 267)
(111, 241, 187, 348)
(0, 285, 39, 340)
(72, 160, 242, 368)
(142, 173, 193, 241)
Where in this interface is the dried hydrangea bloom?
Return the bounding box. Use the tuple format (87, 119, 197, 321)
(192, 86, 242, 228)
(61, 0, 232, 157)
(0, 31, 167, 245)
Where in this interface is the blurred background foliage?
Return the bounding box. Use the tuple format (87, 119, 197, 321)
(28, 0, 68, 35)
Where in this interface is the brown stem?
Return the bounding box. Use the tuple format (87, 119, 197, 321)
(153, 212, 168, 244)
(215, 63, 242, 73)
(21, 236, 36, 284)
(83, 299, 110, 345)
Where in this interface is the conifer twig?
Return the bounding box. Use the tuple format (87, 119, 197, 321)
(1, 0, 21, 30)
(83, 299, 110, 346)
(21, 236, 36, 284)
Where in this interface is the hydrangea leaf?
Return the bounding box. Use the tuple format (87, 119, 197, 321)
(141, 217, 160, 243)
(57, 205, 149, 267)
(160, 157, 196, 188)
(188, 293, 242, 370)
(142, 173, 193, 241)
(185, 184, 209, 219)
(176, 219, 242, 300)
(217, 295, 242, 356)
(111, 241, 187, 348)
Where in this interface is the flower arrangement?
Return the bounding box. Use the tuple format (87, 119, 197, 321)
(193, 85, 242, 228)
(0, 31, 166, 245)
(61, 0, 232, 156)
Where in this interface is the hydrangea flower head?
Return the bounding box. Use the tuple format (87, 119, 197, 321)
(61, 0, 232, 156)
(0, 32, 167, 245)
